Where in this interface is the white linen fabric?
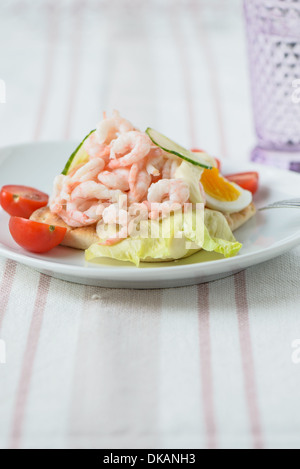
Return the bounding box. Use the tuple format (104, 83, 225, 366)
(0, 0, 300, 450)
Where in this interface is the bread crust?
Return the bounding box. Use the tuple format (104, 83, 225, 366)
(224, 202, 256, 231)
(30, 203, 256, 253)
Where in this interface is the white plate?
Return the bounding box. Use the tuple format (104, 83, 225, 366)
(0, 141, 300, 289)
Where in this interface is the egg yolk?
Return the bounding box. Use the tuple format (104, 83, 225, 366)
(201, 167, 240, 201)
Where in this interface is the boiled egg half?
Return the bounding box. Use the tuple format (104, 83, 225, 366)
(201, 167, 252, 213)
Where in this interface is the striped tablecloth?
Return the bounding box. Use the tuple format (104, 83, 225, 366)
(1, 0, 300, 450)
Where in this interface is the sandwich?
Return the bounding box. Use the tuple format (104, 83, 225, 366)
(30, 111, 256, 266)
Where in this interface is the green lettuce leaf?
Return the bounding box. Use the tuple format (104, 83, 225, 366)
(85, 208, 242, 266)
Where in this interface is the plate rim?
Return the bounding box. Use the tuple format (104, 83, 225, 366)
(1, 140, 300, 281)
(0, 228, 300, 280)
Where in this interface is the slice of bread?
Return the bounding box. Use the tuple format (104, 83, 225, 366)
(224, 202, 256, 231)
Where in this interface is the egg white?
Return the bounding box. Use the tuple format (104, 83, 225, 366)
(205, 182, 253, 213)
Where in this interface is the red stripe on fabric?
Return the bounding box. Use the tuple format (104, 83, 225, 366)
(234, 271, 264, 449)
(198, 283, 217, 449)
(169, 7, 197, 147)
(191, 2, 228, 158)
(171, 2, 218, 447)
(0, 260, 17, 331)
(33, 2, 59, 140)
(8, 274, 51, 449)
(6, 2, 61, 448)
(63, 0, 86, 139)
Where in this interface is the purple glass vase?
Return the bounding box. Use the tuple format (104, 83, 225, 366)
(244, 0, 300, 171)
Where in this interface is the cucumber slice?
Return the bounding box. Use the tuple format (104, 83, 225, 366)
(61, 129, 96, 175)
(146, 127, 213, 170)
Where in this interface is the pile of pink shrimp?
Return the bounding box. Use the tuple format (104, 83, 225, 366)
(49, 111, 192, 245)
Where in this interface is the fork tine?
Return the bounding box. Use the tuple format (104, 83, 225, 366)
(270, 203, 300, 207)
(259, 198, 300, 211)
(270, 199, 300, 205)
(259, 206, 300, 211)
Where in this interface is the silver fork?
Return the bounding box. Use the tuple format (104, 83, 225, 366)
(259, 198, 300, 211)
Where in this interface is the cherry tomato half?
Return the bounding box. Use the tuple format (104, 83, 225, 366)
(0, 185, 49, 218)
(9, 217, 67, 253)
(191, 149, 221, 171)
(225, 171, 259, 195)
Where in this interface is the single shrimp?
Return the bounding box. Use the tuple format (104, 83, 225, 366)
(97, 236, 125, 247)
(147, 179, 189, 220)
(128, 162, 151, 203)
(147, 178, 190, 205)
(98, 168, 130, 191)
(72, 158, 106, 182)
(108, 131, 152, 169)
(96, 110, 135, 144)
(84, 131, 111, 161)
(67, 163, 85, 178)
(71, 181, 123, 203)
(146, 148, 165, 176)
